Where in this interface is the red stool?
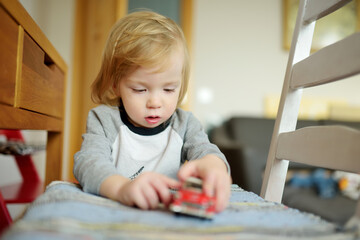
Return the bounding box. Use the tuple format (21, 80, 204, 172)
(0, 130, 44, 234)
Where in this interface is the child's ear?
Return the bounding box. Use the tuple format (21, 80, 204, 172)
(112, 82, 119, 96)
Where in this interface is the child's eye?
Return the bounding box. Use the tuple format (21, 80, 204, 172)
(132, 89, 146, 93)
(164, 88, 175, 93)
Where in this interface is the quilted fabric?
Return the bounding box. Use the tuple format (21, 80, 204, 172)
(2, 181, 355, 240)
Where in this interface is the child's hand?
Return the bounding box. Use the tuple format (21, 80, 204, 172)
(116, 172, 180, 210)
(177, 155, 232, 212)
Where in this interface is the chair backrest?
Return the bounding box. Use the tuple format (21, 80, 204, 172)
(260, 0, 360, 224)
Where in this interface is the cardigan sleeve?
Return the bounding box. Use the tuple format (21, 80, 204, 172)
(173, 109, 230, 174)
(73, 106, 120, 195)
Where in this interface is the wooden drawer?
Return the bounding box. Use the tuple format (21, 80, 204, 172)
(20, 32, 65, 118)
(0, 6, 18, 106)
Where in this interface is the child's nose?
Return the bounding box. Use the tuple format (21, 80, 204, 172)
(146, 95, 161, 109)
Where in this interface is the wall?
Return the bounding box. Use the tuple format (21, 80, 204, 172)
(192, 0, 360, 128)
(193, 0, 287, 128)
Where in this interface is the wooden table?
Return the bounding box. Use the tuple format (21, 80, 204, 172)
(0, 0, 67, 186)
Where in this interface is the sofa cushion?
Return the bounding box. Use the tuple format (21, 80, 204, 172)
(283, 186, 355, 225)
(226, 117, 274, 150)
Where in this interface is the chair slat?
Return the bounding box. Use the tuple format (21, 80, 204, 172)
(303, 0, 352, 23)
(261, 0, 360, 229)
(276, 126, 360, 173)
(291, 32, 360, 89)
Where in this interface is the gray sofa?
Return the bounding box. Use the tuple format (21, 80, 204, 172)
(209, 117, 359, 225)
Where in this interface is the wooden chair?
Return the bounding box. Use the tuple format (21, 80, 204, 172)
(260, 0, 360, 229)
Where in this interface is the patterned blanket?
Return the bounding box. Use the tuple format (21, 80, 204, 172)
(2, 181, 356, 239)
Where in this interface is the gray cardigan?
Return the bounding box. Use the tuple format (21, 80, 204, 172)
(74, 105, 229, 195)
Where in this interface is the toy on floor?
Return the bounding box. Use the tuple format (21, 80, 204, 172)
(333, 171, 360, 200)
(169, 177, 216, 219)
(288, 168, 337, 198)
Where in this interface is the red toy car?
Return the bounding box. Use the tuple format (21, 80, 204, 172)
(169, 177, 216, 219)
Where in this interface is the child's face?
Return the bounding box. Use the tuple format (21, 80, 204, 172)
(117, 49, 183, 128)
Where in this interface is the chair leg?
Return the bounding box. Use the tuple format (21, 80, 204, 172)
(0, 191, 12, 235)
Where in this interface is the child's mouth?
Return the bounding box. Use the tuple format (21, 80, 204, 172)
(145, 116, 161, 124)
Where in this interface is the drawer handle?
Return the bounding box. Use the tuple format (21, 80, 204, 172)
(44, 53, 55, 67)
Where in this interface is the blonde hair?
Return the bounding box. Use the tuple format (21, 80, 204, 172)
(91, 11, 190, 106)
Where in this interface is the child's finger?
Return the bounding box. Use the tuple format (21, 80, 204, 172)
(141, 184, 160, 209)
(214, 176, 231, 212)
(162, 175, 181, 189)
(177, 161, 198, 181)
(216, 184, 227, 211)
(202, 173, 216, 197)
(131, 186, 151, 210)
(151, 176, 180, 205)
